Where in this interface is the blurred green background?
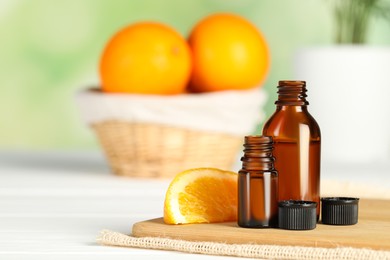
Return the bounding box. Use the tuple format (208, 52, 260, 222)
(1, 0, 390, 149)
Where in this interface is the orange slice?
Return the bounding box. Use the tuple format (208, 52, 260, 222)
(163, 168, 238, 224)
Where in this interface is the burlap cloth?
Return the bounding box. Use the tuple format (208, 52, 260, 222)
(97, 229, 390, 259)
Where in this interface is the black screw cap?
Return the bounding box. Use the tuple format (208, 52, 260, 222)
(278, 200, 317, 230)
(321, 197, 359, 225)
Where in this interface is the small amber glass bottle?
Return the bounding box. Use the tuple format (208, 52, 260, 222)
(262, 80, 321, 218)
(238, 135, 278, 228)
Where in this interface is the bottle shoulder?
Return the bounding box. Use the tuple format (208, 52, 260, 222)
(262, 108, 321, 140)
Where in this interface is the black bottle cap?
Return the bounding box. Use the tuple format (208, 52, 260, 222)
(321, 197, 359, 225)
(278, 200, 317, 230)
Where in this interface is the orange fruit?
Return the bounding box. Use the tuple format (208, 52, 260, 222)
(100, 22, 192, 94)
(188, 13, 270, 92)
(163, 168, 238, 224)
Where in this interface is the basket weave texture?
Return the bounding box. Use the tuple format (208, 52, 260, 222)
(77, 88, 266, 178)
(92, 120, 242, 178)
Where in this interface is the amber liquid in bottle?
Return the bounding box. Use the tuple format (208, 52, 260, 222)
(262, 81, 321, 218)
(238, 135, 278, 228)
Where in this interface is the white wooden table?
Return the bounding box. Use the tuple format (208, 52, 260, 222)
(1, 151, 389, 259)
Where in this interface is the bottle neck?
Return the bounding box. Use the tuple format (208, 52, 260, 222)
(241, 136, 275, 171)
(275, 80, 309, 106)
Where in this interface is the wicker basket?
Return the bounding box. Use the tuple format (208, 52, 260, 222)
(77, 88, 266, 178)
(92, 120, 242, 178)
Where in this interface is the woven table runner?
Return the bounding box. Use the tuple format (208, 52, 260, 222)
(97, 230, 390, 259)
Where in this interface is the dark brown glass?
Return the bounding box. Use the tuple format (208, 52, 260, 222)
(262, 80, 321, 218)
(238, 135, 278, 228)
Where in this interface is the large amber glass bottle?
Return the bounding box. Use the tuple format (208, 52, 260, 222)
(262, 80, 321, 217)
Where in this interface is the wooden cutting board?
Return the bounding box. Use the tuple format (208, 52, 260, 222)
(132, 199, 390, 250)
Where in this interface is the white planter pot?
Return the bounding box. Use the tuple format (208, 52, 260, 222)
(294, 46, 390, 164)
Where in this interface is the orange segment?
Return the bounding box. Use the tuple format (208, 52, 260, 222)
(163, 168, 238, 224)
